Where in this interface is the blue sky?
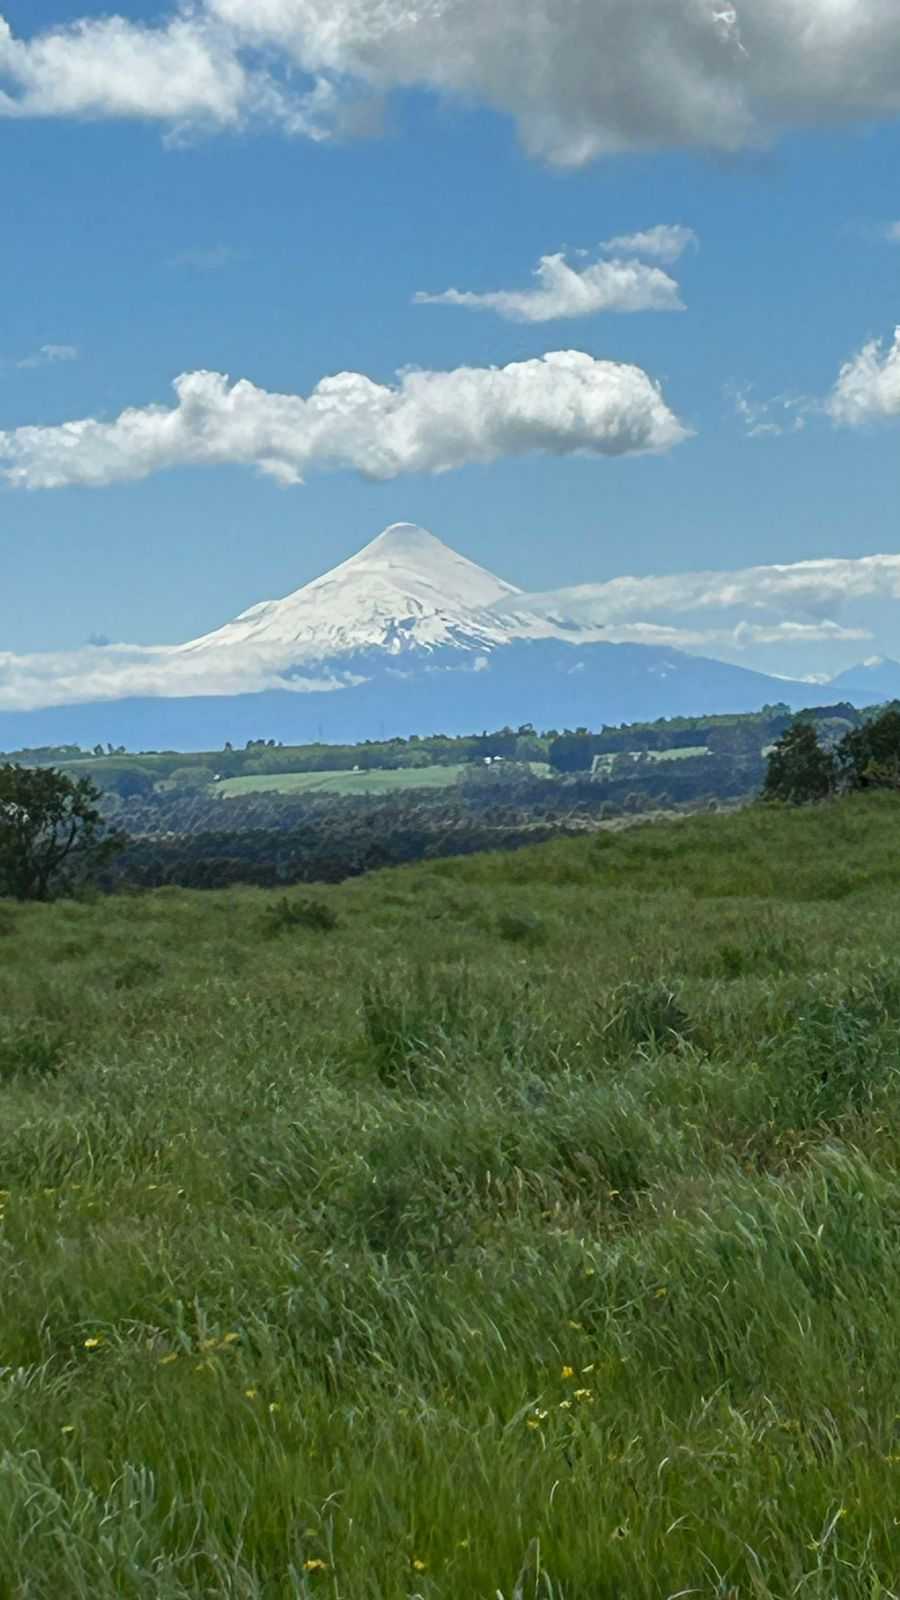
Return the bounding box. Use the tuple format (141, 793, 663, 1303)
(4, 0, 900, 697)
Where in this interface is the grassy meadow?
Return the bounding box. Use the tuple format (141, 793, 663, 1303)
(4, 794, 900, 1595)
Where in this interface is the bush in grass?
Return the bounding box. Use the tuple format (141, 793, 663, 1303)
(361, 965, 471, 1087)
(112, 955, 164, 990)
(0, 1024, 66, 1082)
(595, 979, 693, 1061)
(761, 970, 900, 1128)
(261, 896, 338, 936)
(496, 911, 548, 947)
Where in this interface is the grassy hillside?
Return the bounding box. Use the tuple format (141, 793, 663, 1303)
(3, 795, 900, 1596)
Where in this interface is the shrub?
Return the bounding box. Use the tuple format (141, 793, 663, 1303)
(261, 896, 338, 936)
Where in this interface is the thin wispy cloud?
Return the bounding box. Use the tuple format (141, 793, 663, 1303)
(728, 383, 813, 439)
(5, 4, 900, 165)
(497, 554, 900, 631)
(414, 250, 684, 322)
(0, 352, 690, 492)
(15, 343, 78, 370)
(600, 225, 697, 263)
(592, 619, 871, 652)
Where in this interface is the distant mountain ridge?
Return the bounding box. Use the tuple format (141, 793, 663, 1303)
(829, 657, 900, 699)
(0, 524, 887, 750)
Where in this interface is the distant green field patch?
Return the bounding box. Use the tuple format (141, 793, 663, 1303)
(647, 745, 710, 762)
(217, 765, 470, 798)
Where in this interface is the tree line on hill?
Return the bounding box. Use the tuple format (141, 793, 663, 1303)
(6, 701, 865, 789)
(762, 708, 900, 802)
(4, 704, 900, 901)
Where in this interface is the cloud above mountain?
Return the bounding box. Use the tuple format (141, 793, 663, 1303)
(6, 3, 900, 165)
(0, 353, 689, 491)
(414, 250, 684, 321)
(500, 553, 900, 629)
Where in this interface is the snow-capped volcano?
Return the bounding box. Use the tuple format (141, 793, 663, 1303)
(1, 521, 884, 751)
(179, 522, 530, 661)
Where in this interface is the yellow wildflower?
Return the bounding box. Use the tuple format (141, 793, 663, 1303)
(412, 1558, 427, 1572)
(244, 1388, 258, 1400)
(561, 1365, 574, 1379)
(303, 1558, 328, 1572)
(83, 1337, 103, 1350)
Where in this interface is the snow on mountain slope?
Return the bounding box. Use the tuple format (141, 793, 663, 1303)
(179, 523, 538, 661)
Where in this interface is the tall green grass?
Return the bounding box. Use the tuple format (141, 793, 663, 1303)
(3, 794, 900, 1595)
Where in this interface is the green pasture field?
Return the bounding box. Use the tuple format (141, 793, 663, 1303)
(216, 764, 470, 798)
(3, 794, 900, 1595)
(216, 762, 552, 798)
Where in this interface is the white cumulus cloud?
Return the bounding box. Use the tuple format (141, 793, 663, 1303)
(6, 3, 900, 163)
(828, 326, 900, 425)
(414, 251, 684, 321)
(600, 225, 697, 263)
(0, 11, 332, 137)
(0, 353, 690, 491)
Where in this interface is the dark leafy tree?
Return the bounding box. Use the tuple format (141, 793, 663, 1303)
(0, 765, 125, 901)
(762, 722, 836, 804)
(838, 709, 900, 790)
